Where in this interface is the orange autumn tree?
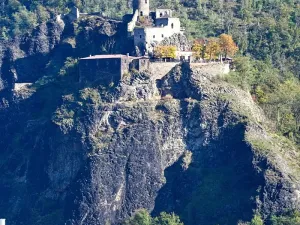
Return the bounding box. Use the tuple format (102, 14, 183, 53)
(205, 38, 221, 60)
(219, 34, 238, 58)
(154, 46, 177, 59)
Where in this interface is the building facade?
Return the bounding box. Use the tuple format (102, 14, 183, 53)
(79, 55, 149, 85)
(129, 0, 183, 55)
(133, 0, 150, 17)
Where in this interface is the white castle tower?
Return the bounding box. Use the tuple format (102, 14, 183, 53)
(133, 0, 150, 17)
(0, 219, 5, 225)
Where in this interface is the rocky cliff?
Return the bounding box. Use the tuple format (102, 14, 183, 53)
(0, 16, 131, 97)
(0, 61, 299, 225)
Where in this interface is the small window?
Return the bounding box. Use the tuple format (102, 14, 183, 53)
(162, 34, 164, 38)
(171, 23, 174, 29)
(140, 11, 143, 16)
(160, 12, 163, 17)
(153, 35, 155, 38)
(140, 35, 142, 38)
(145, 0, 147, 3)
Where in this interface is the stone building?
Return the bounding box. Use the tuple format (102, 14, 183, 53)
(79, 54, 149, 85)
(133, 0, 150, 17)
(125, 0, 183, 55)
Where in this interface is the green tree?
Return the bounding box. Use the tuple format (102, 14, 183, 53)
(250, 214, 264, 225)
(123, 209, 152, 225)
(12, 6, 38, 35)
(123, 210, 184, 225)
(270, 211, 300, 225)
(153, 212, 184, 225)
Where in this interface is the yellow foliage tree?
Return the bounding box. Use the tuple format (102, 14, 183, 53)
(154, 46, 177, 59)
(219, 33, 238, 58)
(205, 38, 221, 60)
(192, 40, 204, 60)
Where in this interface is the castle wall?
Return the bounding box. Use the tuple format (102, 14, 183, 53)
(149, 62, 179, 79)
(133, 0, 150, 16)
(127, 10, 139, 34)
(79, 56, 149, 85)
(155, 9, 172, 18)
(134, 21, 181, 53)
(134, 28, 147, 49)
(79, 58, 123, 85)
(130, 58, 150, 71)
(155, 18, 180, 31)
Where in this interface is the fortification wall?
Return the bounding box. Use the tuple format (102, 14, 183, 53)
(79, 58, 123, 85)
(134, 23, 181, 52)
(149, 62, 179, 79)
(190, 63, 230, 78)
(128, 10, 139, 33)
(134, 0, 150, 16)
(155, 9, 172, 18)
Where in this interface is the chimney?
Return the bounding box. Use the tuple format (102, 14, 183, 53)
(126, 53, 130, 57)
(0, 219, 6, 225)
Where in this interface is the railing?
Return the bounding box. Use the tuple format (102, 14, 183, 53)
(149, 58, 181, 63)
(191, 59, 232, 64)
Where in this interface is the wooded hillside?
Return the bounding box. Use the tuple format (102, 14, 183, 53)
(1, 0, 299, 144)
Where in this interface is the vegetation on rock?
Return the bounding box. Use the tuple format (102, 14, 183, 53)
(123, 209, 183, 225)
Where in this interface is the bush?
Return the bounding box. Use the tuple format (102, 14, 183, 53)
(250, 215, 264, 225)
(123, 209, 183, 225)
(270, 211, 300, 225)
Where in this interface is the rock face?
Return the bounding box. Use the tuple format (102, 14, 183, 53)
(0, 62, 300, 225)
(160, 33, 191, 51)
(0, 16, 131, 98)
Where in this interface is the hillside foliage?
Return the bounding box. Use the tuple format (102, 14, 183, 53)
(0, 0, 299, 142)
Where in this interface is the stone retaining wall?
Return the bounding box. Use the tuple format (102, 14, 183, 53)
(190, 63, 230, 78)
(149, 62, 180, 79)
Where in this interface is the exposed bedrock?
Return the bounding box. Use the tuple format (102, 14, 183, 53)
(0, 64, 299, 225)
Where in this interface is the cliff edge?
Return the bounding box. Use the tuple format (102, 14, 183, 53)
(0, 63, 299, 225)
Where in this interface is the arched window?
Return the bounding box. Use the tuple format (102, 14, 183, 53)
(171, 23, 174, 29)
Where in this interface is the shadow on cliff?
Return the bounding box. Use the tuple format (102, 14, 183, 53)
(153, 71, 265, 225)
(0, 64, 85, 225)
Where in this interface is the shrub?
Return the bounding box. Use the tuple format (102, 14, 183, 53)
(250, 215, 264, 225)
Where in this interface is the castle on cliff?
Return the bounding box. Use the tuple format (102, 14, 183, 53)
(125, 0, 185, 56)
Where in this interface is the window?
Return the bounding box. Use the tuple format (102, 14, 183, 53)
(140, 11, 143, 16)
(140, 35, 142, 38)
(145, 0, 147, 3)
(171, 23, 174, 29)
(160, 12, 163, 17)
(153, 35, 155, 38)
(162, 34, 164, 38)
